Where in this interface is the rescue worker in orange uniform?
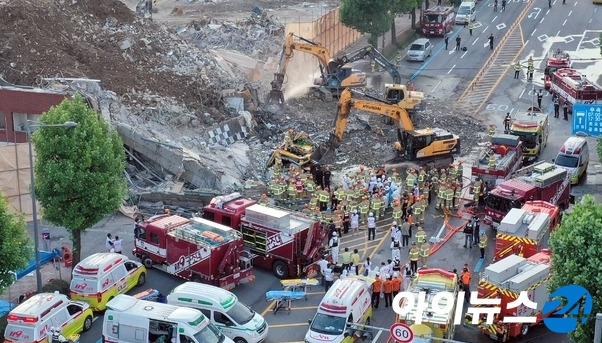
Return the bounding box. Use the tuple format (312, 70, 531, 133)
(383, 275, 393, 308)
(461, 267, 472, 303)
(392, 272, 402, 296)
(371, 275, 383, 309)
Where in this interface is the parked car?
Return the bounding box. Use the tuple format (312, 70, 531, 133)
(407, 38, 433, 62)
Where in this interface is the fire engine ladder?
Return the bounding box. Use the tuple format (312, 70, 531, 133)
(218, 243, 237, 274)
(496, 240, 522, 261)
(302, 222, 317, 257)
(510, 160, 546, 178)
(453, 0, 536, 115)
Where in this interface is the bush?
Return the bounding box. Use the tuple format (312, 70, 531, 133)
(41, 279, 70, 296)
(0, 315, 7, 335)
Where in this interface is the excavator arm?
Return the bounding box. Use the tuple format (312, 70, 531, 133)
(266, 32, 334, 105)
(342, 46, 402, 84)
(331, 88, 413, 147)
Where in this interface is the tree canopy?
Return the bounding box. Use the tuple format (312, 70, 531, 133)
(0, 195, 33, 292)
(340, 0, 396, 46)
(548, 194, 602, 343)
(33, 94, 126, 266)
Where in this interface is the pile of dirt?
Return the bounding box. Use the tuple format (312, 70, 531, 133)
(0, 0, 238, 109)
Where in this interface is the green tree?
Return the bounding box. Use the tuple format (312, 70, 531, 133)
(340, 0, 396, 47)
(597, 136, 602, 161)
(547, 194, 602, 343)
(0, 195, 33, 292)
(33, 94, 126, 267)
(390, 0, 418, 45)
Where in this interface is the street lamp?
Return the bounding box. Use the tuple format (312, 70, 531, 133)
(26, 120, 78, 292)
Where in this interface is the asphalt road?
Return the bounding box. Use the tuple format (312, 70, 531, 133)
(30, 0, 602, 341)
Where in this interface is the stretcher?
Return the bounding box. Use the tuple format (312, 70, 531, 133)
(265, 290, 307, 314)
(280, 278, 319, 297)
(132, 288, 167, 303)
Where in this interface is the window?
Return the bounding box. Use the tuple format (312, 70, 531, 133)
(215, 312, 234, 326)
(124, 261, 138, 272)
(12, 113, 41, 132)
(0, 111, 5, 129)
(135, 226, 147, 240)
(150, 232, 160, 244)
(67, 304, 82, 316)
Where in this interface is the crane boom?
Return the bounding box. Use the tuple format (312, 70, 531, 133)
(342, 46, 402, 85)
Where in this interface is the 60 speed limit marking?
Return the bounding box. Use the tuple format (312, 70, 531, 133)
(390, 323, 413, 342)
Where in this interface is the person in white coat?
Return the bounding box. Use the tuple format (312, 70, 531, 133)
(329, 232, 340, 265)
(350, 210, 360, 235)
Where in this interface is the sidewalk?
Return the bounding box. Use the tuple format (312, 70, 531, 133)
(345, 15, 416, 55)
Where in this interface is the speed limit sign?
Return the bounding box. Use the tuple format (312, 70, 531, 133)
(390, 323, 414, 342)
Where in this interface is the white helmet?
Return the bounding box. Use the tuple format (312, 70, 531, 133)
(332, 232, 338, 237)
(369, 212, 374, 217)
(392, 221, 397, 225)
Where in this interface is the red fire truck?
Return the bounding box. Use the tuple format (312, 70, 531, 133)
(202, 193, 326, 279)
(472, 133, 524, 189)
(543, 50, 570, 90)
(422, 6, 455, 37)
(467, 250, 556, 341)
(494, 200, 560, 261)
(483, 162, 570, 228)
(133, 214, 254, 290)
(549, 68, 602, 113)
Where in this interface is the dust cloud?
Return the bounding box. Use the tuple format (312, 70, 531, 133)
(282, 54, 322, 100)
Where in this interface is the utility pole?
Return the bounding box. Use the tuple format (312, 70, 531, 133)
(594, 313, 602, 343)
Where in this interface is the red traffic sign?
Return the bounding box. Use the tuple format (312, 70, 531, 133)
(390, 323, 413, 342)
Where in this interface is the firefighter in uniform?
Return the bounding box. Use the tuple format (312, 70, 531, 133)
(358, 197, 371, 225)
(409, 242, 420, 275)
(317, 187, 330, 211)
(473, 177, 483, 206)
(454, 180, 463, 209)
(488, 123, 496, 137)
(417, 167, 426, 189)
(302, 204, 312, 215)
(437, 182, 447, 210)
(412, 200, 422, 226)
(371, 193, 384, 220)
(445, 183, 455, 210)
(406, 169, 417, 189)
(392, 168, 401, 184)
(417, 195, 427, 224)
(448, 164, 458, 181)
(415, 226, 427, 244)
(440, 168, 448, 184)
(335, 185, 346, 208)
(284, 128, 294, 150)
(305, 175, 316, 198)
(420, 240, 431, 268)
(457, 161, 464, 182)
(259, 193, 269, 206)
(392, 199, 402, 224)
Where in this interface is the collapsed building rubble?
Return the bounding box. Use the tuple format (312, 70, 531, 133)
(1, 0, 486, 213)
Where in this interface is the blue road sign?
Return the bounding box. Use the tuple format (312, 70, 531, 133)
(572, 104, 602, 137)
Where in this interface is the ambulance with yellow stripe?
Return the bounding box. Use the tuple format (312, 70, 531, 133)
(305, 276, 373, 343)
(4, 292, 93, 343)
(69, 253, 146, 311)
(467, 250, 554, 341)
(494, 200, 560, 261)
(396, 268, 459, 341)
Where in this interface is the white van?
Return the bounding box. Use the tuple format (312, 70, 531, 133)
(305, 276, 373, 343)
(554, 136, 589, 184)
(4, 292, 93, 343)
(103, 294, 235, 343)
(167, 282, 268, 343)
(455, 2, 476, 24)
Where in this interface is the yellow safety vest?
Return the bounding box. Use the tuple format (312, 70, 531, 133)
(416, 231, 427, 243)
(445, 189, 454, 200)
(359, 202, 370, 214)
(420, 244, 430, 257)
(336, 189, 346, 201)
(306, 181, 315, 193)
(514, 64, 521, 71)
(318, 192, 329, 202)
(409, 248, 420, 261)
(479, 236, 488, 248)
(406, 175, 416, 187)
(288, 184, 296, 195)
(418, 172, 426, 182)
(392, 206, 402, 219)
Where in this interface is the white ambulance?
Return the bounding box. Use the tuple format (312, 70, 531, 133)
(102, 294, 235, 343)
(4, 292, 93, 343)
(167, 282, 268, 343)
(305, 276, 373, 343)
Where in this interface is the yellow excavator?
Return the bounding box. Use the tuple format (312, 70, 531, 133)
(266, 32, 367, 105)
(321, 88, 461, 167)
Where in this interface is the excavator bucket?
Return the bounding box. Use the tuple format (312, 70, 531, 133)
(310, 144, 335, 165)
(266, 89, 285, 106)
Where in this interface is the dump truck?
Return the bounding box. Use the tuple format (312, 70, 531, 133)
(508, 108, 549, 164)
(472, 133, 524, 188)
(397, 268, 459, 341)
(467, 251, 555, 342)
(483, 162, 570, 228)
(543, 50, 570, 90)
(202, 193, 326, 279)
(133, 214, 254, 290)
(549, 68, 602, 113)
(494, 200, 560, 261)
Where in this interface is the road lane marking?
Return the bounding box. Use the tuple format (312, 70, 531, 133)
(461, 50, 468, 58)
(472, 37, 480, 46)
(562, 19, 567, 26)
(447, 64, 456, 74)
(431, 80, 442, 93)
(269, 323, 310, 328)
